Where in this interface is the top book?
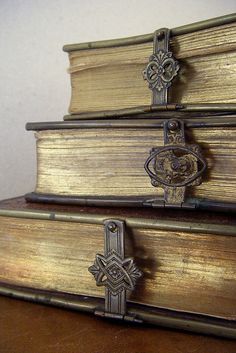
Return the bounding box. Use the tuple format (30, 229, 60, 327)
(63, 14, 236, 119)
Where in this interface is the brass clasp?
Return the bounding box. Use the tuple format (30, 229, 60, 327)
(143, 28, 180, 105)
(144, 119, 207, 205)
(89, 219, 142, 321)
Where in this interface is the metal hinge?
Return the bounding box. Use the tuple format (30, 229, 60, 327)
(143, 28, 180, 105)
(143, 198, 196, 209)
(144, 119, 207, 207)
(88, 219, 142, 322)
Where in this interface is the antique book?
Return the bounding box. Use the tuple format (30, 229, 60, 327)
(26, 113, 236, 211)
(63, 14, 236, 118)
(0, 197, 236, 338)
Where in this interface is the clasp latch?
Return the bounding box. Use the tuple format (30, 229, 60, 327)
(89, 219, 142, 322)
(144, 119, 207, 206)
(143, 28, 180, 105)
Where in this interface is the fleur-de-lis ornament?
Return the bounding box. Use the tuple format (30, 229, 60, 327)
(143, 29, 180, 105)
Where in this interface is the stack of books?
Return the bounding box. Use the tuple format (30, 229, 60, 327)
(1, 13, 236, 338)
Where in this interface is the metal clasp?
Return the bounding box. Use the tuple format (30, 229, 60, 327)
(89, 219, 142, 322)
(143, 28, 180, 105)
(144, 119, 207, 206)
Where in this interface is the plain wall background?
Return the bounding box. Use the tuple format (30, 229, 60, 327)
(0, 0, 235, 200)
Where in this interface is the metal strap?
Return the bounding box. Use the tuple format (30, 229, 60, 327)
(144, 119, 207, 205)
(89, 219, 142, 320)
(143, 28, 180, 105)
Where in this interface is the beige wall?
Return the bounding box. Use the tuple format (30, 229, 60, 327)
(0, 0, 235, 200)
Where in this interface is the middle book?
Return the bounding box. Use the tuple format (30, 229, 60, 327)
(26, 113, 236, 212)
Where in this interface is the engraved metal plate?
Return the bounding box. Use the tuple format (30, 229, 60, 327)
(89, 220, 142, 320)
(143, 28, 180, 105)
(144, 119, 207, 205)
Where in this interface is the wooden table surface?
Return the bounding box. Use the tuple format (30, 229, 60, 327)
(0, 296, 236, 353)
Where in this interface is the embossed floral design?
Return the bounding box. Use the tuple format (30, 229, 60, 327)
(143, 50, 179, 92)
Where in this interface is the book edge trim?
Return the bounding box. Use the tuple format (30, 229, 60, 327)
(25, 192, 236, 217)
(26, 115, 236, 131)
(63, 13, 236, 52)
(0, 282, 235, 339)
(65, 104, 236, 120)
(1, 195, 236, 236)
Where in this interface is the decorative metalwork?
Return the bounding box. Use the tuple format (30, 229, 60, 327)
(89, 220, 142, 318)
(143, 28, 180, 105)
(144, 119, 207, 205)
(89, 250, 141, 295)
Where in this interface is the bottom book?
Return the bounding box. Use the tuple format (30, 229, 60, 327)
(0, 197, 235, 338)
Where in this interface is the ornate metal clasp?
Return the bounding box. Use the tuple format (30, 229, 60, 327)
(144, 119, 207, 205)
(143, 28, 179, 105)
(89, 220, 142, 322)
